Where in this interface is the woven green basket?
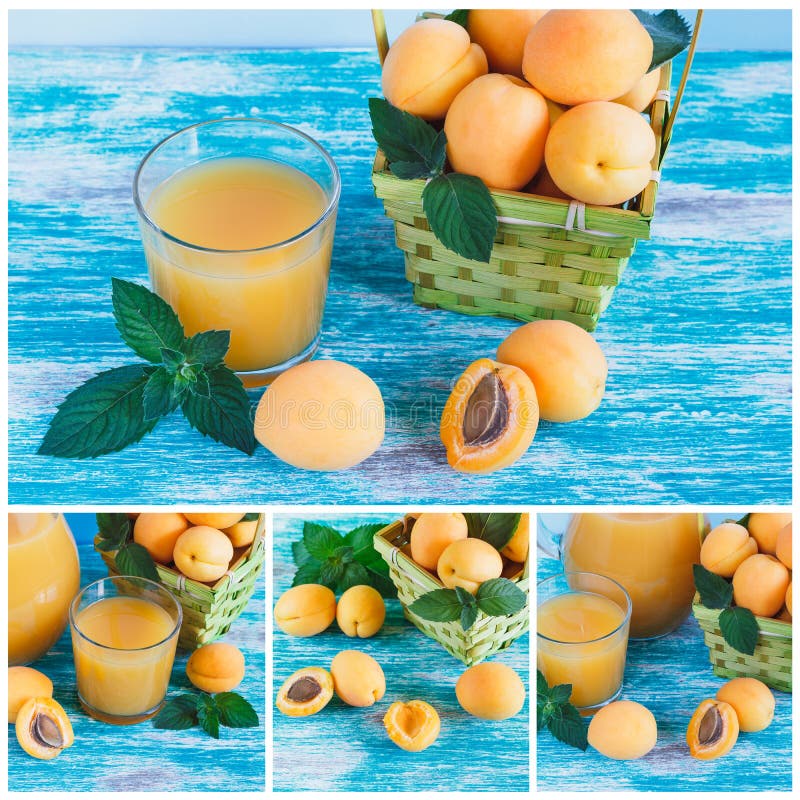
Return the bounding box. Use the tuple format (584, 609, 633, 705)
(692, 598, 792, 693)
(374, 518, 529, 666)
(95, 514, 266, 650)
(370, 10, 701, 331)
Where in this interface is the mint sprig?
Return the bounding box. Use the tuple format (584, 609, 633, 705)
(369, 97, 497, 263)
(39, 278, 255, 459)
(537, 670, 588, 751)
(633, 10, 692, 72)
(154, 691, 259, 738)
(95, 512, 160, 582)
(694, 563, 758, 655)
(465, 513, 522, 551)
(290, 521, 397, 598)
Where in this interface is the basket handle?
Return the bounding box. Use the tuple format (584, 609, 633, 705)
(372, 9, 390, 65)
(662, 9, 703, 156)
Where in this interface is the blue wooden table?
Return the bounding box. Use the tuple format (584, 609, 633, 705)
(8, 46, 791, 505)
(272, 514, 530, 792)
(536, 513, 792, 792)
(8, 513, 266, 792)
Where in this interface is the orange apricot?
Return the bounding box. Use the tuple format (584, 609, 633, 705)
(133, 512, 190, 564)
(700, 522, 758, 578)
(613, 68, 662, 112)
(381, 18, 488, 120)
(527, 166, 571, 201)
(276, 667, 334, 717)
(410, 512, 468, 571)
(468, 9, 546, 76)
(440, 358, 539, 474)
(15, 697, 74, 760)
(330, 650, 386, 707)
(8, 667, 53, 724)
(186, 642, 245, 693)
(444, 73, 549, 191)
(184, 512, 245, 530)
(588, 700, 657, 760)
(522, 10, 652, 105)
(455, 662, 525, 720)
(501, 514, 529, 563)
(785, 582, 792, 616)
(223, 517, 258, 548)
(686, 699, 739, 760)
(497, 320, 607, 423)
(336, 585, 386, 638)
(776, 522, 792, 569)
(173, 525, 234, 582)
(274, 584, 337, 637)
(716, 677, 774, 733)
(437, 538, 503, 594)
(384, 700, 441, 751)
(732, 554, 790, 618)
(747, 512, 792, 555)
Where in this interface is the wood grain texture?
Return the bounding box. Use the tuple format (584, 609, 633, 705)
(7, 513, 266, 792)
(536, 514, 792, 792)
(272, 514, 530, 792)
(8, 48, 791, 504)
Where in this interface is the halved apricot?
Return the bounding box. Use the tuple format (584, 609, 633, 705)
(686, 699, 739, 760)
(15, 697, 74, 760)
(384, 700, 441, 752)
(276, 667, 334, 717)
(440, 358, 538, 473)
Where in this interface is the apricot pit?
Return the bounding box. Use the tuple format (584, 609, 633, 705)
(15, 697, 74, 761)
(686, 699, 739, 760)
(384, 700, 441, 752)
(276, 667, 334, 717)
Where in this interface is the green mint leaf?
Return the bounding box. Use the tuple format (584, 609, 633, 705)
(475, 578, 527, 617)
(368, 97, 443, 172)
(189, 370, 211, 398)
(160, 347, 185, 374)
(445, 9, 469, 28)
(197, 694, 220, 739)
(633, 9, 691, 71)
(422, 172, 497, 263)
(549, 684, 573, 706)
(466, 513, 521, 551)
(455, 586, 476, 608)
(215, 692, 259, 728)
(242, 512, 259, 522)
(364, 564, 397, 599)
(408, 589, 463, 622)
(143, 366, 181, 421)
(460, 603, 479, 631)
(95, 513, 131, 550)
(303, 522, 345, 561)
(429, 129, 447, 173)
(693, 564, 733, 610)
(719, 607, 759, 656)
(111, 278, 184, 364)
(181, 365, 255, 455)
(38, 364, 159, 459)
(736, 513, 751, 529)
(183, 330, 230, 368)
(337, 562, 372, 592)
(319, 558, 347, 590)
(548, 704, 589, 752)
(333, 544, 355, 565)
(291, 561, 323, 587)
(345, 523, 386, 569)
(292, 538, 314, 567)
(390, 161, 432, 180)
(537, 669, 550, 698)
(153, 694, 199, 730)
(116, 542, 160, 582)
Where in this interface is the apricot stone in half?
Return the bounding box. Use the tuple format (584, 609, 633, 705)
(276, 667, 334, 717)
(15, 697, 74, 760)
(440, 358, 538, 474)
(686, 698, 739, 760)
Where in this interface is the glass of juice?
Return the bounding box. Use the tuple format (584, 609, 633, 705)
(133, 118, 341, 388)
(9, 512, 81, 666)
(70, 576, 182, 725)
(537, 572, 632, 714)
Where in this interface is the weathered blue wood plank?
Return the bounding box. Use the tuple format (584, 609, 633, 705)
(272, 514, 530, 792)
(536, 513, 792, 792)
(8, 48, 792, 504)
(7, 513, 266, 792)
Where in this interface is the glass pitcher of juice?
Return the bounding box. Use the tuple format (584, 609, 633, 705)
(9, 512, 81, 665)
(539, 512, 706, 640)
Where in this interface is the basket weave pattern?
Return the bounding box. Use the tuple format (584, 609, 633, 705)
(692, 600, 792, 693)
(374, 520, 529, 666)
(96, 515, 266, 650)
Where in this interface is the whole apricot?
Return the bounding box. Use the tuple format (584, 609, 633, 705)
(776, 522, 792, 569)
(437, 538, 503, 594)
(336, 585, 386, 638)
(384, 700, 441, 752)
(381, 18, 488, 120)
(468, 9, 546, 76)
(133, 512, 190, 564)
(224, 517, 258, 548)
(410, 512, 469, 571)
(588, 700, 657, 760)
(444, 73, 549, 191)
(700, 522, 758, 578)
(8, 667, 53, 723)
(276, 667, 334, 717)
(15, 697, 73, 761)
(686, 698, 739, 760)
(748, 512, 792, 555)
(186, 642, 245, 693)
(716, 677, 774, 733)
(274, 584, 337, 637)
(184, 512, 245, 530)
(522, 10, 652, 105)
(455, 662, 525, 720)
(732, 554, 790, 618)
(613, 68, 661, 112)
(545, 101, 656, 206)
(330, 650, 386, 707)
(500, 513, 529, 563)
(173, 525, 234, 582)
(497, 320, 607, 423)
(786, 582, 793, 616)
(254, 359, 384, 471)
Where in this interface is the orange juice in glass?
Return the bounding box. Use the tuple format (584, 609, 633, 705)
(9, 512, 81, 666)
(70, 576, 181, 724)
(134, 118, 341, 388)
(537, 572, 631, 712)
